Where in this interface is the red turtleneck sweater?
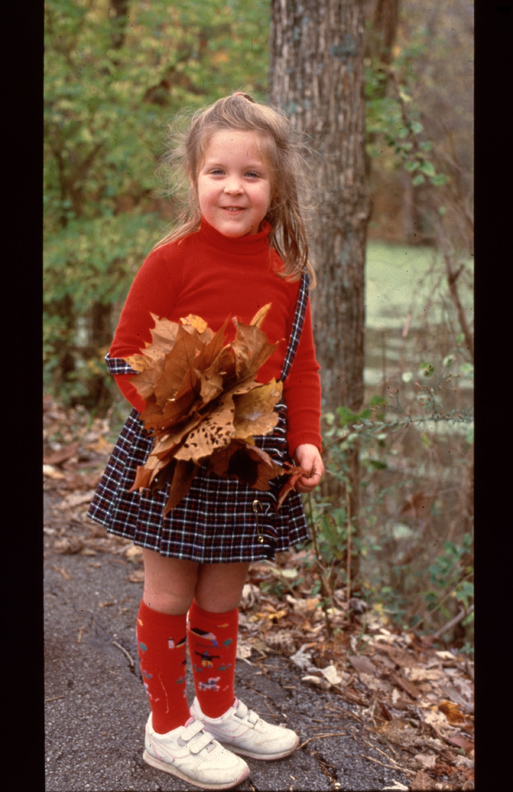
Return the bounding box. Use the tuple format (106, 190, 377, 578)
(110, 219, 322, 455)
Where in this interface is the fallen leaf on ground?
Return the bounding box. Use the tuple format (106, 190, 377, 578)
(390, 671, 421, 700)
(125, 544, 143, 559)
(437, 699, 467, 725)
(43, 464, 66, 480)
(320, 664, 343, 686)
(414, 753, 436, 770)
(57, 492, 96, 510)
(302, 675, 331, 690)
(410, 770, 435, 790)
(448, 734, 474, 754)
(348, 655, 378, 676)
(54, 537, 84, 555)
(43, 441, 81, 466)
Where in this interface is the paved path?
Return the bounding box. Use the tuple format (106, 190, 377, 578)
(44, 551, 411, 791)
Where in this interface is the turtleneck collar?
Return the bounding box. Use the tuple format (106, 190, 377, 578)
(196, 216, 271, 256)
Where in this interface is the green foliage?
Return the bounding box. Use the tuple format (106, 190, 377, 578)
(45, 0, 269, 227)
(300, 341, 473, 649)
(365, 27, 447, 190)
(426, 535, 474, 619)
(44, 214, 161, 313)
(258, 563, 303, 599)
(44, 0, 270, 405)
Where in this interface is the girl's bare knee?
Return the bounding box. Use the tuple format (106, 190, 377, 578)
(141, 548, 199, 615)
(194, 562, 250, 613)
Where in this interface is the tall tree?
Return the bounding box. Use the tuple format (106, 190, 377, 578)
(269, 0, 370, 564)
(269, 0, 370, 416)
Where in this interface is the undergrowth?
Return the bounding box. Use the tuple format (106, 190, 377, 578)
(290, 339, 474, 655)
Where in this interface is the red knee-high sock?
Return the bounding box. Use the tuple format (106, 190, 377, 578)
(187, 601, 238, 718)
(136, 599, 190, 734)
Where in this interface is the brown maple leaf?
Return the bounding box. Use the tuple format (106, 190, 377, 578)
(124, 306, 296, 511)
(232, 379, 283, 439)
(164, 459, 198, 514)
(206, 439, 285, 490)
(276, 464, 309, 510)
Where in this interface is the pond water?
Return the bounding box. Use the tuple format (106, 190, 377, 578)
(365, 242, 473, 329)
(364, 242, 473, 391)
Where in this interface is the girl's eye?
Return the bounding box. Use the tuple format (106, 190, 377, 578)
(246, 171, 259, 178)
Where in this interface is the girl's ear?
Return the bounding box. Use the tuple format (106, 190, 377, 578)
(187, 166, 195, 189)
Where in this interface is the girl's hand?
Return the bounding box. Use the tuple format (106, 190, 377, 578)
(293, 444, 324, 493)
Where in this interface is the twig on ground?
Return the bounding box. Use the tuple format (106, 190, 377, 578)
(299, 732, 347, 749)
(362, 738, 406, 768)
(112, 640, 135, 668)
(430, 605, 474, 640)
(363, 754, 415, 776)
(324, 702, 365, 723)
(346, 488, 352, 603)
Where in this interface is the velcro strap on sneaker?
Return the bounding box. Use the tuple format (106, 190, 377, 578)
(180, 720, 216, 754)
(234, 701, 259, 726)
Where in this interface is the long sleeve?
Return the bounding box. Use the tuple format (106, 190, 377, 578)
(107, 219, 322, 454)
(109, 243, 183, 413)
(283, 299, 322, 455)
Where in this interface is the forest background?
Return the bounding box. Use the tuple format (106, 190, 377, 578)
(43, 0, 474, 657)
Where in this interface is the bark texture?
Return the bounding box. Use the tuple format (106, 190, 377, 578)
(269, 0, 370, 416)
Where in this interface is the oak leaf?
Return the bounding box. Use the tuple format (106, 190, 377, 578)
(164, 459, 198, 514)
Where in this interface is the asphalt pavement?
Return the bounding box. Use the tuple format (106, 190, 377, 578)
(43, 549, 411, 792)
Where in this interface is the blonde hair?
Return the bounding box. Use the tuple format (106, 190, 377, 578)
(155, 92, 316, 284)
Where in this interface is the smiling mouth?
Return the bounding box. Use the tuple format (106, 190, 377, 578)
(222, 206, 245, 211)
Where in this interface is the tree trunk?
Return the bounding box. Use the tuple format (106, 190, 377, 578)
(269, 0, 370, 583)
(269, 0, 370, 416)
(371, 0, 401, 65)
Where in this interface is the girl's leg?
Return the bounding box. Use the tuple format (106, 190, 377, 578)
(188, 562, 250, 717)
(188, 561, 299, 760)
(194, 561, 250, 614)
(137, 550, 199, 733)
(142, 549, 199, 614)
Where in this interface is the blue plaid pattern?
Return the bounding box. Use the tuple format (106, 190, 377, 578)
(104, 356, 138, 375)
(87, 272, 311, 562)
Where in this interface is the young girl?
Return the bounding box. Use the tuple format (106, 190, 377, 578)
(88, 92, 324, 790)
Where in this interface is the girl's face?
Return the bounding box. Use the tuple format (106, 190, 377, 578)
(195, 129, 272, 238)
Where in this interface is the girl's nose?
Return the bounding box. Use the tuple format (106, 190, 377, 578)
(224, 177, 243, 194)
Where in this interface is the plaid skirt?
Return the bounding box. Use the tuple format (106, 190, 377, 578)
(87, 272, 312, 563)
(87, 402, 309, 562)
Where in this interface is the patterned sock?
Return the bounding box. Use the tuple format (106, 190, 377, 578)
(187, 601, 239, 718)
(136, 599, 190, 734)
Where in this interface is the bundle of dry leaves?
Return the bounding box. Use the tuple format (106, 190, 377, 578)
(124, 306, 305, 513)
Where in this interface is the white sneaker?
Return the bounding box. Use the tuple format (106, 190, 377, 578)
(143, 714, 250, 789)
(190, 698, 300, 761)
